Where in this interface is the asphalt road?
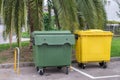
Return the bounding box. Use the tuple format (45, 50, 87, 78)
(0, 60, 120, 80)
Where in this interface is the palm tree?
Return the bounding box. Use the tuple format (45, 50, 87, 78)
(0, 0, 44, 48)
(52, 0, 79, 32)
(28, 0, 44, 32)
(52, 0, 106, 30)
(47, 0, 52, 30)
(27, 0, 44, 48)
(0, 0, 106, 48)
(1, 0, 15, 49)
(77, 0, 106, 29)
(1, 0, 26, 48)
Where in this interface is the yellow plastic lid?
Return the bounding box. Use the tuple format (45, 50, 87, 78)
(75, 29, 113, 36)
(86, 29, 103, 32)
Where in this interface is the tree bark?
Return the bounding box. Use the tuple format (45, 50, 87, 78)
(9, 29, 12, 49)
(53, 5, 61, 30)
(28, 0, 34, 49)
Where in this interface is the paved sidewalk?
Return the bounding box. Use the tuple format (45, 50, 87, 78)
(0, 67, 87, 80)
(0, 37, 30, 44)
(0, 60, 120, 80)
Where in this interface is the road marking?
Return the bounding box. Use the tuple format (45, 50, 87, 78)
(71, 67, 95, 79)
(95, 75, 120, 79)
(71, 67, 120, 79)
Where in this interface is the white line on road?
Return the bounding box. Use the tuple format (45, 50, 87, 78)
(71, 67, 95, 79)
(95, 75, 120, 79)
(71, 66, 120, 79)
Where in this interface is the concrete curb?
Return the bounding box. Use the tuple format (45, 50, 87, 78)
(0, 62, 34, 69)
(110, 57, 120, 62)
(0, 57, 120, 69)
(72, 57, 120, 63)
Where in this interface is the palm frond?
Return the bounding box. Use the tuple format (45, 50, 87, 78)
(77, 0, 106, 29)
(52, 0, 79, 32)
(28, 0, 44, 31)
(1, 0, 14, 37)
(1, 0, 26, 47)
(93, 0, 107, 29)
(115, 0, 120, 18)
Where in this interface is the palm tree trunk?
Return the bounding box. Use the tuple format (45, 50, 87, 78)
(28, 0, 34, 49)
(9, 28, 12, 49)
(48, 0, 52, 30)
(17, 26, 21, 48)
(52, 3, 61, 30)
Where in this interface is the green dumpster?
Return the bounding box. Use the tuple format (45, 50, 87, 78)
(32, 31, 75, 75)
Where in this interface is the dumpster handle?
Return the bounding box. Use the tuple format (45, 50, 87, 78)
(14, 47, 20, 75)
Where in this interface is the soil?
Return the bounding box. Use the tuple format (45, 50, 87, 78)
(0, 46, 76, 64)
(0, 47, 33, 64)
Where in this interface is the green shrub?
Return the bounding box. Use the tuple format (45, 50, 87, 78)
(107, 21, 120, 24)
(22, 32, 30, 38)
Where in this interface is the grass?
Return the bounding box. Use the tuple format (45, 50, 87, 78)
(111, 37, 120, 57)
(22, 32, 30, 38)
(0, 41, 29, 52)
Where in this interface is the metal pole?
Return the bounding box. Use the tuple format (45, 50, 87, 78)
(14, 49, 17, 71)
(16, 47, 20, 74)
(14, 47, 20, 74)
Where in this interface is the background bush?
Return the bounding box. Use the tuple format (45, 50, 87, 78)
(22, 32, 30, 38)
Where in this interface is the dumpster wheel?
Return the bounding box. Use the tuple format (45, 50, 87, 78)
(65, 66, 69, 74)
(99, 62, 107, 69)
(78, 63, 86, 69)
(57, 66, 62, 70)
(78, 63, 82, 67)
(38, 68, 44, 75)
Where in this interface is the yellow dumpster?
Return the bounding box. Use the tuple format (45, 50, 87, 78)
(75, 29, 113, 69)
